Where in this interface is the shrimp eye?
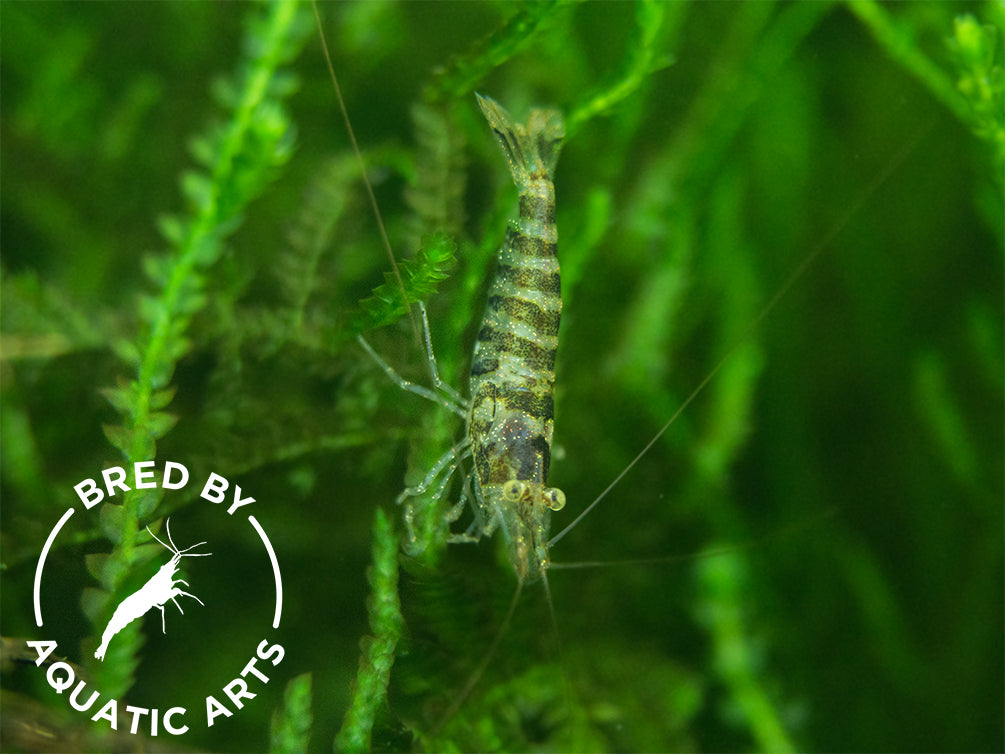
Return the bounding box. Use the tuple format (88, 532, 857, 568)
(502, 480, 525, 502)
(543, 487, 566, 511)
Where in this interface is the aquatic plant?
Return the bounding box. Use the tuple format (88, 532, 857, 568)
(2, 1, 1001, 751)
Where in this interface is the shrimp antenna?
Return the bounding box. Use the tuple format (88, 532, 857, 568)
(147, 518, 176, 555)
(145, 518, 211, 557)
(549, 118, 934, 549)
(310, 0, 421, 350)
(550, 506, 838, 571)
(434, 579, 525, 733)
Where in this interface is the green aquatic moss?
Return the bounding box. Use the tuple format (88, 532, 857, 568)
(1, 1, 1001, 752)
(271, 672, 315, 754)
(335, 507, 403, 753)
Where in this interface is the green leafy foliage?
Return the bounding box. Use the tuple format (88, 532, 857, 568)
(271, 673, 314, 754)
(947, 11, 1005, 176)
(353, 232, 458, 334)
(85, 0, 311, 700)
(1, 1, 1001, 752)
(334, 508, 404, 752)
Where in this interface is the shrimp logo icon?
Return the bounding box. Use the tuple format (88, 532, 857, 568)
(94, 519, 211, 661)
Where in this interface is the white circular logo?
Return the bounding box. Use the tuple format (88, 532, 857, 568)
(30, 461, 285, 738)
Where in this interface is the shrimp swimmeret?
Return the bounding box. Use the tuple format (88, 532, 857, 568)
(94, 519, 211, 661)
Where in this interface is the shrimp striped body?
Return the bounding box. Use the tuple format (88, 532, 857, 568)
(469, 94, 566, 584)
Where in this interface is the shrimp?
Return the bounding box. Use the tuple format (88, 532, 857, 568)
(94, 519, 211, 661)
(463, 95, 567, 584)
(358, 95, 567, 585)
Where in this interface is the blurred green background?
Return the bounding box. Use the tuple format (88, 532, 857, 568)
(2, 1, 1002, 752)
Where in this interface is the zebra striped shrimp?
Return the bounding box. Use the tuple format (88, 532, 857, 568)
(361, 94, 567, 586)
